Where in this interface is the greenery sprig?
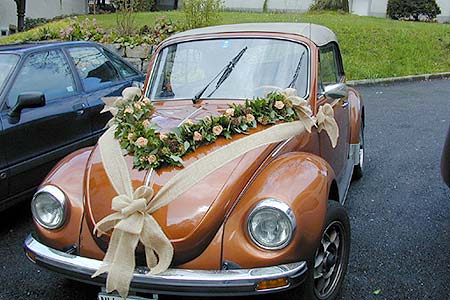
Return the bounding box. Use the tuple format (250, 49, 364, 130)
(113, 92, 301, 170)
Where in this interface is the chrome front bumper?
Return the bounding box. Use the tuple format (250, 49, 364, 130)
(24, 234, 308, 296)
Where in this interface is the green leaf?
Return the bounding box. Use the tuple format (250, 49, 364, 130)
(183, 141, 190, 151)
(373, 289, 381, 295)
(170, 155, 184, 165)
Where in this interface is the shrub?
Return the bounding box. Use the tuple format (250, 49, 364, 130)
(24, 18, 50, 31)
(182, 0, 223, 29)
(111, 0, 155, 12)
(310, 0, 349, 12)
(59, 17, 106, 41)
(387, 0, 441, 21)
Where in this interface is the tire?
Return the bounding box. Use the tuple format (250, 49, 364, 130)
(352, 123, 364, 180)
(282, 201, 351, 300)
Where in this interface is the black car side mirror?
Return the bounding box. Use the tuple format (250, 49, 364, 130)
(8, 92, 46, 121)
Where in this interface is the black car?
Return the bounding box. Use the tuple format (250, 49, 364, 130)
(0, 41, 145, 211)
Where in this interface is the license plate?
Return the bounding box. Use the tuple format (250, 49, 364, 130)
(98, 292, 158, 300)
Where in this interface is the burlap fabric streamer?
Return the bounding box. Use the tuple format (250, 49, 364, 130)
(92, 88, 338, 298)
(317, 103, 339, 148)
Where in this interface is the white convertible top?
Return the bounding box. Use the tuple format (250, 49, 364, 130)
(167, 23, 338, 46)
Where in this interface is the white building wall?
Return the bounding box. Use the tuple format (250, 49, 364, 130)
(369, 0, 388, 17)
(0, 0, 88, 32)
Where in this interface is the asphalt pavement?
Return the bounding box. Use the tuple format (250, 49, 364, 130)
(1, 79, 449, 300)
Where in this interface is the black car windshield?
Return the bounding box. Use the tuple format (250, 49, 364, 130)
(0, 54, 19, 92)
(147, 38, 309, 101)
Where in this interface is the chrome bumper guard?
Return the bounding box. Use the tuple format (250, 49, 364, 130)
(24, 235, 308, 296)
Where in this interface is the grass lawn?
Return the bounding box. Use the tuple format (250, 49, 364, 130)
(2, 11, 449, 80)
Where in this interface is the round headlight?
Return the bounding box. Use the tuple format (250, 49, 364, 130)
(31, 185, 67, 230)
(247, 199, 296, 250)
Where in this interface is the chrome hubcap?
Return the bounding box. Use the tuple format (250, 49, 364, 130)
(314, 221, 345, 299)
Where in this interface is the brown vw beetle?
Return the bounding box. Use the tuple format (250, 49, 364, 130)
(24, 23, 364, 300)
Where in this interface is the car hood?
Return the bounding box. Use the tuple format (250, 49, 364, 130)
(84, 100, 278, 265)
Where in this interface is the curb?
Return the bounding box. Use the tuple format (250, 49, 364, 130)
(347, 72, 450, 86)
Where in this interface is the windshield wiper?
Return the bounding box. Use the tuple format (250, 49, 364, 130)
(287, 51, 306, 88)
(192, 46, 248, 103)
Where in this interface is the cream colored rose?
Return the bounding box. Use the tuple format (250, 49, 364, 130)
(147, 154, 157, 163)
(184, 119, 194, 126)
(127, 133, 135, 141)
(212, 125, 223, 136)
(124, 107, 134, 114)
(142, 119, 151, 128)
(246, 114, 255, 123)
(203, 116, 212, 125)
(193, 131, 203, 142)
(159, 133, 168, 141)
(134, 102, 142, 110)
(225, 108, 235, 116)
(274, 101, 285, 110)
(135, 137, 148, 148)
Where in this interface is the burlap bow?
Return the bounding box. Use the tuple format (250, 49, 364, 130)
(281, 88, 317, 132)
(317, 103, 339, 148)
(91, 127, 173, 298)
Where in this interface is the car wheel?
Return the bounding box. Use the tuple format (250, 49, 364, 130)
(282, 201, 350, 300)
(352, 124, 364, 180)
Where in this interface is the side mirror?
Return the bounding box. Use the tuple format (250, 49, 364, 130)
(8, 92, 46, 119)
(324, 83, 348, 99)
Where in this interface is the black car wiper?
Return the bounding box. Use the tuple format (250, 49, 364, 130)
(287, 51, 306, 88)
(192, 46, 248, 103)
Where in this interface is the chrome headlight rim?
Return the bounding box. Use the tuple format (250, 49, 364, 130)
(31, 185, 67, 230)
(247, 198, 296, 250)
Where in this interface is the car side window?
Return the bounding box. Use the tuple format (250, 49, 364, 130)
(7, 50, 77, 107)
(104, 50, 139, 79)
(68, 46, 120, 91)
(319, 45, 339, 92)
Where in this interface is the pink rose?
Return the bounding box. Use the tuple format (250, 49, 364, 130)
(142, 97, 151, 105)
(225, 108, 235, 116)
(274, 101, 285, 110)
(212, 125, 223, 136)
(142, 119, 151, 128)
(159, 133, 168, 141)
(134, 102, 142, 110)
(246, 114, 255, 123)
(135, 137, 148, 148)
(193, 131, 203, 142)
(124, 107, 134, 114)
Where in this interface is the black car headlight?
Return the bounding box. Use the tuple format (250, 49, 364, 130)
(247, 199, 296, 250)
(31, 185, 67, 230)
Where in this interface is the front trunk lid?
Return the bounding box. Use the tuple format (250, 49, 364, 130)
(82, 100, 277, 265)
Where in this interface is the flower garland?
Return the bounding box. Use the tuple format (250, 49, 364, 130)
(107, 88, 315, 171)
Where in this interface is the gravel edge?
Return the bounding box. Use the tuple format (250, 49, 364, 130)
(347, 72, 450, 86)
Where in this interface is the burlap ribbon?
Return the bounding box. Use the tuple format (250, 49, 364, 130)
(317, 103, 339, 148)
(92, 88, 338, 298)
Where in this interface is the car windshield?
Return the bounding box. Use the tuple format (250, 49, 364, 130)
(0, 54, 19, 92)
(147, 38, 309, 101)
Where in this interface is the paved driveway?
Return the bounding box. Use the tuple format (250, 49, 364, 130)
(0, 79, 449, 300)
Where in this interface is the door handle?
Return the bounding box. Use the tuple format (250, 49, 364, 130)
(341, 100, 349, 108)
(73, 103, 86, 115)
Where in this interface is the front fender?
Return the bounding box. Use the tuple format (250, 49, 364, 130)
(34, 147, 93, 251)
(222, 152, 335, 268)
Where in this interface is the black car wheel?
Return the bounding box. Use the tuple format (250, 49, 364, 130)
(282, 201, 350, 300)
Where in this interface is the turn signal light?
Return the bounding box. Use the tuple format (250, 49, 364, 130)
(256, 278, 289, 291)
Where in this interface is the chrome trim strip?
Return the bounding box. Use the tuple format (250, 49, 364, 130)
(349, 143, 360, 166)
(271, 137, 293, 158)
(24, 235, 307, 296)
